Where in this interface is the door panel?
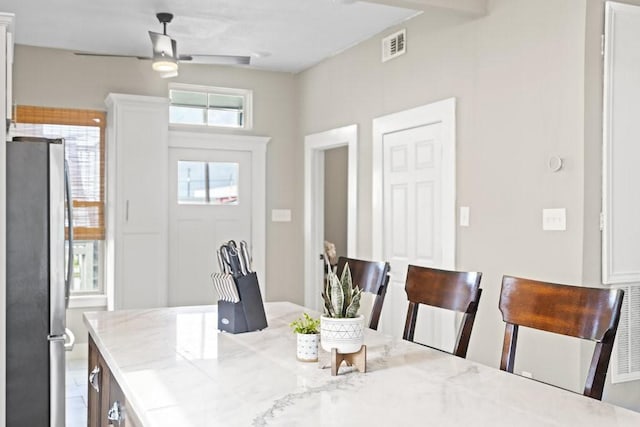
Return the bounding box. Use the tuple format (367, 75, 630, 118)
(381, 122, 456, 350)
(169, 148, 252, 307)
(120, 233, 163, 309)
(120, 108, 165, 232)
(108, 374, 127, 427)
(390, 184, 408, 257)
(416, 181, 435, 261)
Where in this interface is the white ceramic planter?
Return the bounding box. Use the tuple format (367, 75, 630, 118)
(320, 315, 365, 353)
(296, 333, 319, 362)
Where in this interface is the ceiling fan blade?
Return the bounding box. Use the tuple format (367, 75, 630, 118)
(149, 31, 175, 57)
(180, 55, 251, 65)
(74, 52, 149, 59)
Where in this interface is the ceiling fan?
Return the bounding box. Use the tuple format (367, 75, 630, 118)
(75, 12, 251, 78)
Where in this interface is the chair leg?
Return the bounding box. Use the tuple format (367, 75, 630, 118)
(500, 323, 518, 373)
(584, 341, 613, 400)
(403, 303, 419, 342)
(454, 312, 476, 358)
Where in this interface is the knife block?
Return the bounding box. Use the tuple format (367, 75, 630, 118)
(217, 272, 268, 334)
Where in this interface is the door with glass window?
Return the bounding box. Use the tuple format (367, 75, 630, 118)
(169, 147, 252, 306)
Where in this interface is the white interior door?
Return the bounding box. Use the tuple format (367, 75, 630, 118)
(382, 123, 455, 346)
(373, 99, 456, 347)
(169, 147, 252, 307)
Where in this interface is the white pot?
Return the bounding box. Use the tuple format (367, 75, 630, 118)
(320, 315, 365, 354)
(296, 333, 319, 362)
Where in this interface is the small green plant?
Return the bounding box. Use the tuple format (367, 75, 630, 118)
(322, 263, 362, 318)
(290, 312, 320, 334)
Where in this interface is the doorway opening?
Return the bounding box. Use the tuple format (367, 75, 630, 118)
(324, 146, 348, 266)
(304, 125, 358, 310)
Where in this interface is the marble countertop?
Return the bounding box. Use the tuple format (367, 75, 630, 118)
(84, 302, 640, 427)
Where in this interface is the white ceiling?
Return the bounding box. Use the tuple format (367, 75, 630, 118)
(2, 0, 424, 73)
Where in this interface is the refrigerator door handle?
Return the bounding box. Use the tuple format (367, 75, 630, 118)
(64, 159, 74, 308)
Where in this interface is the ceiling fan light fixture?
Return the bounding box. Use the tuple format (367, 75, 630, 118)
(152, 57, 178, 72)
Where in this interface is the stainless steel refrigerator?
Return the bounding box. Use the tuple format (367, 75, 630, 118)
(6, 136, 73, 427)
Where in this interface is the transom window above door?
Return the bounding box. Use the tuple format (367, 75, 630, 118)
(169, 83, 253, 130)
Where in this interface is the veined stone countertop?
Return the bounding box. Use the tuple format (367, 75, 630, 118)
(84, 302, 640, 427)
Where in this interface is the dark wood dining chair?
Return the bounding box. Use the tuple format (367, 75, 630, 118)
(335, 256, 390, 330)
(402, 265, 482, 358)
(498, 276, 624, 400)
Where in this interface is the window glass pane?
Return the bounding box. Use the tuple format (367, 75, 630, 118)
(169, 106, 206, 125)
(171, 90, 207, 107)
(207, 110, 243, 127)
(168, 85, 251, 129)
(208, 93, 244, 109)
(177, 161, 239, 205)
(68, 240, 103, 294)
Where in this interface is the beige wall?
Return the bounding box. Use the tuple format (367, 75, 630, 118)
(13, 45, 301, 344)
(298, 0, 594, 398)
(324, 146, 348, 259)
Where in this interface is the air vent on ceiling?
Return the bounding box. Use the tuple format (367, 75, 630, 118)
(382, 29, 406, 63)
(612, 284, 640, 383)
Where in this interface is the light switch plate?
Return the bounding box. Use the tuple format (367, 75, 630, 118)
(272, 209, 292, 222)
(460, 206, 470, 227)
(542, 208, 566, 231)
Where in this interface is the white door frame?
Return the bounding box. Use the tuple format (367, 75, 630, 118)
(372, 98, 456, 268)
(169, 130, 270, 294)
(304, 124, 358, 310)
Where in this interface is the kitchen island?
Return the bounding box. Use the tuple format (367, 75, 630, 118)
(84, 302, 640, 426)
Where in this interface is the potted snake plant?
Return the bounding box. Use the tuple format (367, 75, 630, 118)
(320, 262, 365, 353)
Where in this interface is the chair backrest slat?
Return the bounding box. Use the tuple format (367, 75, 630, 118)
(405, 266, 482, 313)
(335, 257, 390, 331)
(499, 276, 623, 341)
(403, 265, 482, 358)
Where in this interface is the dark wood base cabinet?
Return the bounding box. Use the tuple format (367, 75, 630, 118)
(88, 336, 138, 426)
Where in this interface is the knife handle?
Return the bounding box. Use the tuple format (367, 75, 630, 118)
(216, 250, 225, 274)
(240, 241, 252, 273)
(227, 247, 241, 277)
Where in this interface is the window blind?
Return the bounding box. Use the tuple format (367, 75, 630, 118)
(14, 105, 106, 240)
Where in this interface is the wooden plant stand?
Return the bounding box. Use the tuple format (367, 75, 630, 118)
(331, 345, 367, 376)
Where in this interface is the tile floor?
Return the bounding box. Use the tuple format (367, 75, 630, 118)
(66, 356, 88, 427)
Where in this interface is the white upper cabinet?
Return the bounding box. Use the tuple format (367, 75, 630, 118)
(105, 94, 169, 310)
